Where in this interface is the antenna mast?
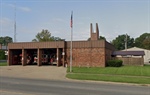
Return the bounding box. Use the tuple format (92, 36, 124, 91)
(14, 3, 17, 42)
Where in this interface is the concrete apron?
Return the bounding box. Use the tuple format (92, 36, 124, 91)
(0, 66, 67, 80)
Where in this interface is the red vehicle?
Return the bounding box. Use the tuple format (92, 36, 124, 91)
(19, 53, 32, 65)
(49, 54, 57, 65)
(33, 54, 49, 64)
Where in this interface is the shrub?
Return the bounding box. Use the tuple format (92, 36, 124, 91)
(107, 60, 123, 67)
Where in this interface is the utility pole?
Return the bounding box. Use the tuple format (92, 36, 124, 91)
(125, 34, 127, 50)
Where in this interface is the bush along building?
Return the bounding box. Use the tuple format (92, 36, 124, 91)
(7, 23, 115, 67)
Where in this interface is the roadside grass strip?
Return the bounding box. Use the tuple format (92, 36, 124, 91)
(66, 65, 150, 84)
(0, 62, 7, 66)
(66, 73, 150, 84)
(67, 65, 150, 76)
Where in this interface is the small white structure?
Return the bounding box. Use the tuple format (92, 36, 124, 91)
(122, 47, 150, 63)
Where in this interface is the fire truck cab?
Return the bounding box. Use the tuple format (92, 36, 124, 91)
(33, 54, 49, 64)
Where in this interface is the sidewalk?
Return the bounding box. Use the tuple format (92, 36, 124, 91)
(0, 66, 67, 80)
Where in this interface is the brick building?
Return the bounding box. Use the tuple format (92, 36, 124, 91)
(7, 23, 115, 67)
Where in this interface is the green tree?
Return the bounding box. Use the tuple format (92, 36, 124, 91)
(32, 29, 63, 42)
(111, 34, 134, 50)
(87, 36, 106, 41)
(0, 50, 6, 60)
(0, 36, 13, 45)
(135, 33, 150, 50)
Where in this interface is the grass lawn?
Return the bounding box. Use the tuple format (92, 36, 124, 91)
(0, 62, 7, 66)
(66, 65, 150, 84)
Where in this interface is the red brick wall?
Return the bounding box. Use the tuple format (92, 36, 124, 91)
(66, 47, 106, 67)
(91, 33, 98, 40)
(105, 48, 113, 62)
(91, 48, 105, 67)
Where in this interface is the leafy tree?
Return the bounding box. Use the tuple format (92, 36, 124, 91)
(0, 50, 6, 60)
(32, 29, 63, 42)
(0, 36, 11, 60)
(87, 36, 106, 41)
(135, 33, 150, 50)
(0, 36, 13, 45)
(51, 36, 64, 41)
(111, 34, 134, 50)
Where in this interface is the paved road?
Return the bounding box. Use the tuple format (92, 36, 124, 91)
(0, 77, 149, 95)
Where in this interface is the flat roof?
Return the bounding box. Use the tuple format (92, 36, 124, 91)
(8, 41, 65, 49)
(8, 40, 115, 50)
(112, 51, 145, 56)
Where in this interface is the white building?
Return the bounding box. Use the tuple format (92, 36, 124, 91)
(122, 47, 150, 63)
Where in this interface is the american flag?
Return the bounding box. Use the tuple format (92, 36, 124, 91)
(70, 11, 73, 28)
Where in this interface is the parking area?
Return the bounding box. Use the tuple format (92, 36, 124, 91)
(0, 66, 67, 80)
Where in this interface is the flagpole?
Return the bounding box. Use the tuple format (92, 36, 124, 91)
(70, 25, 73, 72)
(70, 11, 73, 72)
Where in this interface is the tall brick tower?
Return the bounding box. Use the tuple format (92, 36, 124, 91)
(90, 23, 99, 40)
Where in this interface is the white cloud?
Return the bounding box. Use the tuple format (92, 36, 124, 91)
(7, 3, 31, 12)
(0, 18, 14, 37)
(7, 3, 15, 7)
(73, 26, 90, 41)
(19, 6, 31, 12)
(52, 18, 66, 23)
(0, 18, 13, 27)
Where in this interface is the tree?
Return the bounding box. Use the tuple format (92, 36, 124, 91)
(0, 50, 6, 60)
(143, 37, 150, 50)
(32, 29, 63, 42)
(134, 33, 150, 50)
(87, 36, 106, 41)
(0, 36, 11, 60)
(111, 34, 134, 50)
(51, 36, 64, 41)
(0, 36, 13, 45)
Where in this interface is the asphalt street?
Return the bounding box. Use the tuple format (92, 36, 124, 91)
(0, 76, 149, 95)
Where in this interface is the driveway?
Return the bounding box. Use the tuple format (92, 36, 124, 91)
(0, 66, 67, 80)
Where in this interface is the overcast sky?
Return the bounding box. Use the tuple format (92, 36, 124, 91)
(0, 0, 150, 42)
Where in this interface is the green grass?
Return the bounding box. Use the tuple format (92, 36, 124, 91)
(66, 65, 150, 84)
(66, 74, 150, 84)
(67, 65, 150, 76)
(0, 62, 7, 66)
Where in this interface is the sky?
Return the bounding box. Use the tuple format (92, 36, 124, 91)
(0, 0, 150, 42)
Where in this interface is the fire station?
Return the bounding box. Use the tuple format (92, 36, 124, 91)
(7, 23, 115, 67)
